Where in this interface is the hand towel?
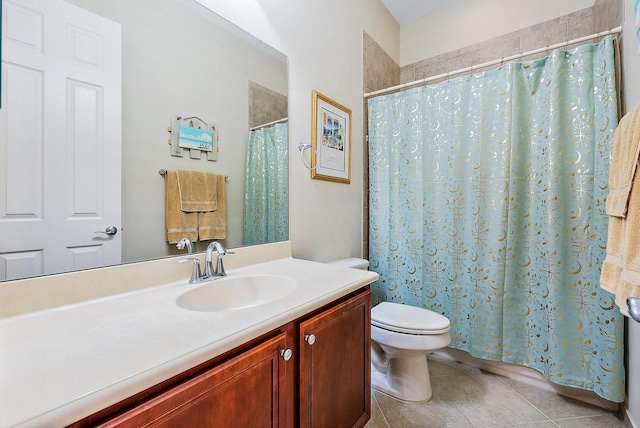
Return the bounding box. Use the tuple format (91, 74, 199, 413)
(601, 106, 640, 316)
(601, 186, 640, 316)
(176, 170, 217, 212)
(605, 103, 640, 218)
(165, 170, 198, 244)
(199, 174, 227, 240)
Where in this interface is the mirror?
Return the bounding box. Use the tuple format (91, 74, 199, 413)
(0, 0, 288, 281)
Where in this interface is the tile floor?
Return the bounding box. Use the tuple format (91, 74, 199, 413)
(365, 354, 625, 428)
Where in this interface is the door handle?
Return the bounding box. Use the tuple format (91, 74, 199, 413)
(95, 226, 118, 236)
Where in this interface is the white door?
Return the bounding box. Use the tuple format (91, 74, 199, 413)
(0, 0, 121, 280)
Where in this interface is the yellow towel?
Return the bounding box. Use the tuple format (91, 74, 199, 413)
(176, 170, 217, 212)
(605, 103, 640, 218)
(165, 170, 198, 244)
(199, 174, 227, 240)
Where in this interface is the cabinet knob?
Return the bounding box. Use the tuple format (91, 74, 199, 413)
(304, 334, 316, 345)
(280, 348, 293, 361)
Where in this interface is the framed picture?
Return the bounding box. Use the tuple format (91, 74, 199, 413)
(311, 90, 351, 183)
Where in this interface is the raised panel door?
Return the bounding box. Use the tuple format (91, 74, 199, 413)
(98, 333, 290, 428)
(299, 289, 371, 428)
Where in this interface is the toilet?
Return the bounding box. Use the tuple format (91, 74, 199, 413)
(328, 258, 452, 402)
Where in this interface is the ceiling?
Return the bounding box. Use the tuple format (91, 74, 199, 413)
(380, 0, 468, 24)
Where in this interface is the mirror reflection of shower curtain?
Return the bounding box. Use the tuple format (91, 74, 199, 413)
(243, 123, 289, 246)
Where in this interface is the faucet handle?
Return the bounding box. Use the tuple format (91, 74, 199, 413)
(178, 257, 203, 284)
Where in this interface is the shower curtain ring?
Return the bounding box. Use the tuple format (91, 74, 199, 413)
(298, 143, 317, 170)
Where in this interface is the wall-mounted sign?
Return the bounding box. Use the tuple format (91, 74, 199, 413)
(178, 125, 214, 152)
(169, 115, 218, 161)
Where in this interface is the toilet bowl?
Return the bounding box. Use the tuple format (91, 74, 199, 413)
(328, 258, 452, 403)
(371, 302, 450, 402)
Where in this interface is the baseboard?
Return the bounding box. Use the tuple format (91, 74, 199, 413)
(434, 348, 619, 412)
(627, 408, 638, 428)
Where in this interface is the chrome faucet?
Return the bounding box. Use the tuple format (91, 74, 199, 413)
(205, 241, 233, 278)
(176, 237, 194, 254)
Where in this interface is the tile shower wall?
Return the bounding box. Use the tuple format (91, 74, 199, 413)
(400, 0, 621, 85)
(248, 81, 288, 129)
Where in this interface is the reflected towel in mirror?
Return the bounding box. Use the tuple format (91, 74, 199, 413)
(165, 170, 198, 244)
(199, 174, 227, 240)
(176, 170, 217, 212)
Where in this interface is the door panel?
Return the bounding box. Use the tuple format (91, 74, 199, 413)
(299, 290, 372, 428)
(0, 0, 121, 280)
(98, 333, 289, 428)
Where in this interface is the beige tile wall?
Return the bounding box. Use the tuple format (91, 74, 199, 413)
(400, 0, 621, 86)
(248, 81, 288, 129)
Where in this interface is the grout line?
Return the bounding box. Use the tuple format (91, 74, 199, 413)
(371, 389, 391, 428)
(494, 375, 557, 424)
(550, 413, 623, 423)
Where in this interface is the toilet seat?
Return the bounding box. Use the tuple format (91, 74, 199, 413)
(372, 302, 450, 335)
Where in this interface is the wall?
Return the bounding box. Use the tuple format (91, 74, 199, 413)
(622, 0, 640, 425)
(195, 0, 398, 262)
(400, 0, 596, 66)
(66, 0, 287, 261)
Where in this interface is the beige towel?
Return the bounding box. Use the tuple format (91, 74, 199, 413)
(198, 174, 227, 240)
(605, 103, 640, 218)
(176, 170, 217, 212)
(165, 170, 198, 244)
(601, 107, 640, 316)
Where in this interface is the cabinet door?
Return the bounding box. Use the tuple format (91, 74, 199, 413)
(299, 289, 371, 428)
(100, 333, 290, 428)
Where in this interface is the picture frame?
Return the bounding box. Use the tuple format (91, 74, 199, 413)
(311, 90, 351, 183)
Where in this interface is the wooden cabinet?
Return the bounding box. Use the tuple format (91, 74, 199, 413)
(299, 290, 371, 428)
(73, 287, 370, 428)
(98, 333, 290, 428)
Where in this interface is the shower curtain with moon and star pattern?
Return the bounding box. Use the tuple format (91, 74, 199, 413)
(367, 36, 624, 402)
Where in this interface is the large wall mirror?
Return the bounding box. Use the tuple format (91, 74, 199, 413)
(0, 0, 288, 281)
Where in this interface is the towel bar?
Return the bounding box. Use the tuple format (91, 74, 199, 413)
(158, 169, 228, 180)
(628, 298, 640, 323)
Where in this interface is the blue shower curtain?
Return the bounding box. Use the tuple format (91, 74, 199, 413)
(243, 123, 288, 246)
(367, 36, 624, 402)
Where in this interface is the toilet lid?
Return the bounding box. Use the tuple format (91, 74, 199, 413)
(371, 302, 450, 335)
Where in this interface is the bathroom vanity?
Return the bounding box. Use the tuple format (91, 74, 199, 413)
(0, 242, 378, 427)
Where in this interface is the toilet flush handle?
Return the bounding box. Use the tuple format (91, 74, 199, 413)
(305, 334, 316, 345)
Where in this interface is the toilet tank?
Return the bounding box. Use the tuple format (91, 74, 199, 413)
(328, 258, 369, 270)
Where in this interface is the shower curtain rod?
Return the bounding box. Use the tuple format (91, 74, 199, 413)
(364, 26, 622, 99)
(249, 117, 288, 131)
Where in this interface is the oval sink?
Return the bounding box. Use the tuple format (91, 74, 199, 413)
(176, 275, 297, 312)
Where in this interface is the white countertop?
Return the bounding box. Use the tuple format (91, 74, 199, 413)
(0, 257, 378, 427)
